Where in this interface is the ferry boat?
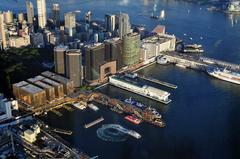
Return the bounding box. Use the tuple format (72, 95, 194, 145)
(88, 103, 99, 111)
(128, 130, 141, 139)
(123, 97, 147, 110)
(124, 72, 138, 79)
(124, 115, 142, 125)
(207, 67, 240, 85)
(157, 56, 168, 65)
(183, 44, 204, 53)
(176, 63, 187, 68)
(72, 102, 86, 110)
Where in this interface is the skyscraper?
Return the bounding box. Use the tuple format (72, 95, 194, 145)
(26, 1, 34, 24)
(54, 45, 68, 75)
(122, 33, 141, 66)
(52, 3, 60, 27)
(65, 49, 82, 88)
(0, 13, 8, 50)
(105, 14, 116, 32)
(64, 12, 76, 37)
(18, 13, 25, 24)
(118, 13, 131, 38)
(3, 11, 13, 24)
(37, 0, 47, 29)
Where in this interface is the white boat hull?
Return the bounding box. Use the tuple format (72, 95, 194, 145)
(208, 72, 240, 85)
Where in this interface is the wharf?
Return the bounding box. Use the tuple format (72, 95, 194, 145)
(88, 93, 166, 128)
(51, 128, 73, 135)
(137, 74, 177, 89)
(109, 81, 171, 104)
(159, 51, 240, 72)
(84, 117, 104, 128)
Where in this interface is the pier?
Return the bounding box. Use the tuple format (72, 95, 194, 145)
(159, 52, 240, 72)
(52, 128, 73, 135)
(84, 117, 104, 129)
(137, 75, 177, 89)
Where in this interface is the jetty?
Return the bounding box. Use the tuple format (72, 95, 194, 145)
(137, 74, 177, 89)
(84, 117, 104, 129)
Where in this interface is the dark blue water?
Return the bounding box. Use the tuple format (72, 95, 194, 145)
(2, 0, 240, 158)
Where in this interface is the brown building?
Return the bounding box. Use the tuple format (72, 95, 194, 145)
(85, 43, 117, 83)
(13, 81, 46, 107)
(54, 45, 68, 75)
(41, 71, 74, 95)
(27, 76, 55, 101)
(104, 37, 123, 70)
(41, 78, 64, 98)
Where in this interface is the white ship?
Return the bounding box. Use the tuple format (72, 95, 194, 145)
(228, 1, 240, 13)
(88, 103, 99, 111)
(72, 102, 86, 110)
(207, 68, 240, 85)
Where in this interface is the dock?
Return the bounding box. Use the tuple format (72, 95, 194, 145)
(137, 75, 177, 89)
(51, 109, 63, 117)
(84, 117, 104, 129)
(52, 128, 73, 135)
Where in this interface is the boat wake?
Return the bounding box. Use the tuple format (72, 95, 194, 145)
(96, 124, 128, 142)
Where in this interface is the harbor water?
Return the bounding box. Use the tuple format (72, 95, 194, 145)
(1, 0, 240, 158)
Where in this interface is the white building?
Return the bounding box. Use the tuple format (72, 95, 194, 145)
(64, 12, 76, 37)
(141, 34, 176, 63)
(9, 35, 30, 48)
(37, 0, 47, 29)
(0, 94, 13, 122)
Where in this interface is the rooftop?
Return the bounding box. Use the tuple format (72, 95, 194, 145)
(34, 81, 53, 89)
(41, 71, 72, 84)
(13, 81, 29, 87)
(142, 34, 175, 44)
(27, 75, 45, 83)
(20, 84, 44, 94)
(42, 78, 61, 87)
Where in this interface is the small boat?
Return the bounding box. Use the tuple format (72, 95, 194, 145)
(176, 63, 187, 68)
(157, 56, 168, 65)
(125, 115, 142, 125)
(88, 103, 99, 111)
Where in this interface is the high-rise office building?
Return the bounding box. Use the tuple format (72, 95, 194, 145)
(18, 13, 25, 24)
(85, 11, 92, 23)
(85, 44, 106, 81)
(64, 12, 76, 37)
(118, 13, 131, 38)
(122, 33, 141, 66)
(105, 14, 116, 32)
(54, 45, 68, 75)
(104, 38, 123, 70)
(65, 49, 82, 88)
(37, 0, 47, 29)
(3, 10, 13, 24)
(52, 3, 60, 27)
(26, 1, 34, 24)
(0, 13, 8, 50)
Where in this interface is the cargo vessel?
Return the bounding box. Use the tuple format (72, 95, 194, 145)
(207, 67, 240, 85)
(124, 115, 142, 125)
